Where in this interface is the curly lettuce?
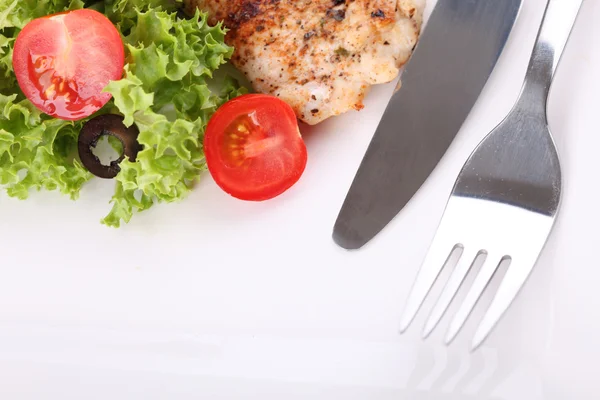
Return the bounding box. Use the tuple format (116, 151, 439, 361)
(0, 0, 245, 227)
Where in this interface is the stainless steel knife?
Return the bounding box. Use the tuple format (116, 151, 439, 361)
(333, 0, 522, 250)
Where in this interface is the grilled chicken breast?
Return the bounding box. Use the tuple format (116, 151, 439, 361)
(185, 0, 424, 125)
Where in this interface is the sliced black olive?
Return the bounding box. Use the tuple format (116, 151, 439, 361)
(78, 114, 142, 179)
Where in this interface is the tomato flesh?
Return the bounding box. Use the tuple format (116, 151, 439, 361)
(13, 9, 124, 121)
(204, 94, 308, 201)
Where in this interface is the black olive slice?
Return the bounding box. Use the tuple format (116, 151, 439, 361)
(78, 114, 142, 179)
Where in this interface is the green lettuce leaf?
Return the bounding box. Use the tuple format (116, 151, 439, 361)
(101, 7, 245, 227)
(0, 0, 246, 227)
(0, 93, 92, 200)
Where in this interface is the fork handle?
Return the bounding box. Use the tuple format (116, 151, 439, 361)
(518, 0, 584, 112)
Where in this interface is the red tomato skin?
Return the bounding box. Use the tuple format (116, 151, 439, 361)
(204, 94, 308, 202)
(12, 9, 124, 121)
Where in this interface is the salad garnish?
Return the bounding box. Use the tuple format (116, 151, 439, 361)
(0, 0, 245, 227)
(204, 94, 307, 201)
(78, 114, 141, 179)
(13, 8, 125, 121)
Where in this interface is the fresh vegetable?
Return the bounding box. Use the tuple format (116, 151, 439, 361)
(12, 9, 125, 121)
(0, 0, 245, 227)
(78, 114, 141, 179)
(204, 94, 307, 201)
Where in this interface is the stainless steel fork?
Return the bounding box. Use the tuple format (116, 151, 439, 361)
(398, 0, 583, 350)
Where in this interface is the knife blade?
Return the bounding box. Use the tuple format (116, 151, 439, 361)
(333, 0, 522, 250)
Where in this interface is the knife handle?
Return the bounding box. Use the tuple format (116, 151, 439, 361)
(518, 0, 584, 112)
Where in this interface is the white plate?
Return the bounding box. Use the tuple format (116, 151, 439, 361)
(0, 0, 598, 398)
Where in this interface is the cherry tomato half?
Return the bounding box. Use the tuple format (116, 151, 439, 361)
(12, 9, 124, 121)
(204, 94, 308, 201)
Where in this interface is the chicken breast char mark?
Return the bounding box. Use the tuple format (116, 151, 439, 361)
(186, 0, 424, 125)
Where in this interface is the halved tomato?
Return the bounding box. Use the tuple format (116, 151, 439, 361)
(12, 9, 124, 121)
(204, 94, 308, 201)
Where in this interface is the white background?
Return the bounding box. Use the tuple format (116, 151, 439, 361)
(0, 0, 598, 398)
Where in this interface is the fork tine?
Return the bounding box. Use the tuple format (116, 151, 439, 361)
(399, 235, 459, 333)
(471, 254, 538, 350)
(422, 249, 481, 338)
(445, 254, 503, 345)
